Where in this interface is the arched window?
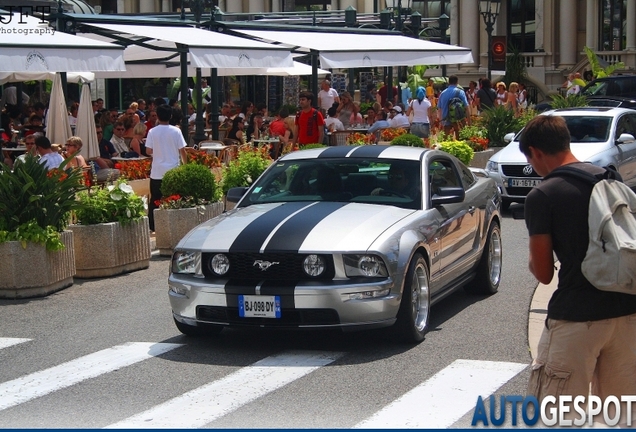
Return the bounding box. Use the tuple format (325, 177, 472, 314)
(600, 0, 626, 51)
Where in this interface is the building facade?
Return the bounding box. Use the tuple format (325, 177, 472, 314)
(84, 0, 635, 100)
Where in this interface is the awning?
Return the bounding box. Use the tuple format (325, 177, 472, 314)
(234, 29, 474, 69)
(0, 14, 125, 72)
(81, 23, 294, 69)
(0, 71, 94, 84)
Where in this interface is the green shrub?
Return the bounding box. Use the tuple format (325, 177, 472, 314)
(161, 163, 220, 204)
(0, 155, 85, 250)
(74, 181, 146, 226)
(438, 141, 474, 166)
(480, 105, 525, 147)
(299, 143, 327, 150)
(221, 149, 271, 194)
(390, 133, 425, 147)
(549, 94, 589, 109)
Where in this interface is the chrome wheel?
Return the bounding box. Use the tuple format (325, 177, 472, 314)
(394, 253, 430, 343)
(465, 221, 501, 295)
(411, 262, 430, 333)
(488, 226, 502, 287)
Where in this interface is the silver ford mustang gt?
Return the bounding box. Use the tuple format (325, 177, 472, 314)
(169, 145, 502, 343)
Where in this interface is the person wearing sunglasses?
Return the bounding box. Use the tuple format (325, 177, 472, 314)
(110, 121, 129, 156)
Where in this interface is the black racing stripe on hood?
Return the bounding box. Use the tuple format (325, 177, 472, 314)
(349, 145, 390, 158)
(229, 202, 312, 253)
(317, 146, 353, 158)
(264, 202, 348, 252)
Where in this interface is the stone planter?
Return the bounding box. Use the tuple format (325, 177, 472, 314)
(469, 149, 495, 169)
(68, 217, 151, 278)
(154, 202, 224, 256)
(377, 140, 392, 146)
(0, 231, 75, 299)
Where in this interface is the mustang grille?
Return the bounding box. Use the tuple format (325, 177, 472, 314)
(501, 165, 539, 177)
(196, 306, 340, 326)
(202, 252, 335, 280)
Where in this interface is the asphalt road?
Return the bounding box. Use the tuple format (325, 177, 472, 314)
(0, 207, 540, 428)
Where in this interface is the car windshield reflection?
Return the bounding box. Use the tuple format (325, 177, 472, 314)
(242, 158, 422, 210)
(564, 116, 611, 142)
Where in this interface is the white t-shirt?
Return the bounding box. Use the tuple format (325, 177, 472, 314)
(318, 88, 339, 111)
(39, 152, 63, 170)
(145, 124, 187, 180)
(389, 114, 411, 128)
(409, 98, 432, 124)
(325, 116, 344, 131)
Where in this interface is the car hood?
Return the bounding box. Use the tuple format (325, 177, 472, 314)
(177, 201, 416, 253)
(491, 141, 608, 164)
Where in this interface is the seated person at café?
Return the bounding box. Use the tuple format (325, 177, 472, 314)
(227, 116, 246, 143)
(324, 106, 344, 132)
(367, 110, 390, 135)
(110, 121, 129, 156)
(268, 109, 288, 138)
(23, 114, 44, 137)
(14, 133, 40, 165)
(36, 135, 63, 171)
(389, 105, 411, 128)
(365, 107, 377, 126)
(65, 136, 120, 183)
(246, 113, 265, 141)
(96, 126, 117, 168)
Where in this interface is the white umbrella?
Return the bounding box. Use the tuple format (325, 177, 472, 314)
(75, 80, 99, 160)
(45, 73, 72, 147)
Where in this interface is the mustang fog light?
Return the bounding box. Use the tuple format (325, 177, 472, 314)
(171, 251, 201, 275)
(346, 288, 391, 301)
(210, 253, 230, 275)
(303, 254, 326, 277)
(343, 255, 388, 277)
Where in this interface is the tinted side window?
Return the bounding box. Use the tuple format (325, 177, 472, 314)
(429, 159, 460, 196)
(460, 164, 476, 189)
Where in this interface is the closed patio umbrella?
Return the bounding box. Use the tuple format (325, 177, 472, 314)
(75, 80, 99, 161)
(45, 73, 72, 147)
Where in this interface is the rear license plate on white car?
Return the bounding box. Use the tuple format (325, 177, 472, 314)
(238, 295, 281, 318)
(508, 178, 541, 188)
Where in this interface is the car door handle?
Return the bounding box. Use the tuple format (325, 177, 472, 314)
(468, 206, 476, 214)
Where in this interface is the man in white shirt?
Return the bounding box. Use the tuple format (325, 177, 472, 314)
(388, 105, 411, 128)
(145, 104, 188, 232)
(109, 121, 128, 155)
(35, 135, 63, 170)
(318, 80, 340, 114)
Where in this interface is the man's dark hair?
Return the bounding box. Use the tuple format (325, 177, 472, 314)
(169, 107, 183, 126)
(279, 107, 289, 118)
(449, 75, 459, 85)
(299, 91, 315, 104)
(156, 104, 173, 122)
(327, 106, 337, 117)
(33, 102, 45, 111)
(376, 110, 387, 120)
(481, 78, 492, 89)
(154, 97, 167, 107)
(35, 135, 51, 149)
(519, 115, 571, 157)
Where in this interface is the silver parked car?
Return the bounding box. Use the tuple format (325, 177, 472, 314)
(169, 145, 502, 343)
(485, 107, 636, 210)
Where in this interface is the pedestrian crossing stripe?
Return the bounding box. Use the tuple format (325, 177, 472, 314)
(354, 359, 528, 429)
(0, 338, 31, 350)
(0, 342, 182, 412)
(105, 350, 344, 429)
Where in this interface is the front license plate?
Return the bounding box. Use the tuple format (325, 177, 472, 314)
(508, 178, 541, 188)
(238, 295, 281, 318)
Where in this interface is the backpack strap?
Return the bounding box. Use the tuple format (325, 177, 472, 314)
(543, 165, 619, 185)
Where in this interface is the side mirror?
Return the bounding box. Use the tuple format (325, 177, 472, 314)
(616, 133, 636, 145)
(504, 132, 516, 144)
(226, 187, 248, 203)
(431, 186, 465, 206)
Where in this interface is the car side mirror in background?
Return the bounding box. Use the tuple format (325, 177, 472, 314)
(431, 186, 465, 206)
(226, 187, 249, 203)
(616, 133, 636, 145)
(503, 132, 516, 144)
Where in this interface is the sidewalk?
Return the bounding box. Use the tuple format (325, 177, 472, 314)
(527, 262, 559, 359)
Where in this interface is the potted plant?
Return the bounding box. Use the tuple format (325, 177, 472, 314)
(390, 133, 426, 147)
(154, 163, 223, 256)
(114, 159, 152, 200)
(221, 147, 272, 210)
(0, 155, 84, 298)
(379, 127, 408, 145)
(458, 124, 492, 168)
(69, 180, 150, 278)
(436, 140, 474, 166)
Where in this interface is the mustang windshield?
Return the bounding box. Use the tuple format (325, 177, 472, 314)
(242, 158, 422, 210)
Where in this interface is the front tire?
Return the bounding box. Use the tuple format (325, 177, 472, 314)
(465, 221, 502, 294)
(394, 254, 430, 343)
(174, 318, 224, 337)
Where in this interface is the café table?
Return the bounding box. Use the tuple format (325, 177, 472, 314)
(198, 142, 226, 158)
(111, 156, 150, 162)
(252, 138, 281, 158)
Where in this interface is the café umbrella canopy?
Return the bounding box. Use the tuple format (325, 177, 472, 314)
(45, 73, 72, 147)
(75, 80, 99, 160)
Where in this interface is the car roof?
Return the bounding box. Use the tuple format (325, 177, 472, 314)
(278, 145, 432, 162)
(542, 106, 635, 117)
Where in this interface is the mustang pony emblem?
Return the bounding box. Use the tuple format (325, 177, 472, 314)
(253, 260, 280, 271)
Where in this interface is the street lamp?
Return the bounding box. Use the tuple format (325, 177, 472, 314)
(438, 13, 449, 78)
(479, 0, 501, 80)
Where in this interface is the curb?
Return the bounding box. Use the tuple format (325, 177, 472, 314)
(527, 262, 559, 359)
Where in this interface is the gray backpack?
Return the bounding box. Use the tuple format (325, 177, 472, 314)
(546, 166, 636, 295)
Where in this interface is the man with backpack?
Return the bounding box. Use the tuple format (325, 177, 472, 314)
(437, 75, 470, 139)
(519, 115, 636, 426)
(292, 91, 325, 147)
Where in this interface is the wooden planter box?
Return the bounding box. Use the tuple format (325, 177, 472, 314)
(128, 179, 151, 202)
(68, 217, 151, 278)
(0, 231, 75, 299)
(154, 202, 224, 256)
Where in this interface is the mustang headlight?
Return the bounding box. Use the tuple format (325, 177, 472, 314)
(485, 160, 499, 173)
(209, 253, 230, 276)
(343, 255, 388, 277)
(303, 254, 326, 277)
(171, 251, 201, 276)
